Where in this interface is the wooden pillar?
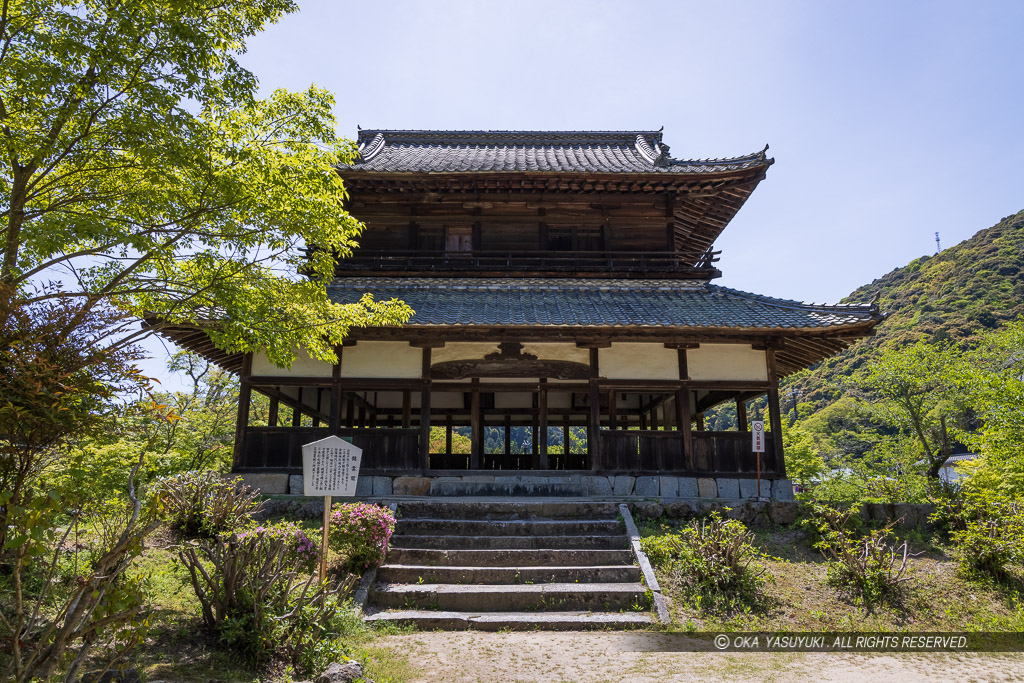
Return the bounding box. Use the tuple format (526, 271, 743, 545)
(329, 351, 342, 432)
(766, 347, 786, 476)
(470, 380, 481, 470)
(292, 387, 303, 427)
(676, 347, 692, 469)
(313, 388, 322, 427)
(696, 412, 705, 431)
(368, 392, 378, 428)
(504, 414, 512, 457)
(562, 415, 571, 458)
(608, 389, 617, 430)
(539, 379, 549, 470)
(650, 395, 659, 430)
(232, 353, 253, 469)
(419, 348, 431, 473)
(344, 398, 354, 429)
(736, 397, 748, 432)
(445, 413, 453, 457)
(268, 395, 279, 428)
(402, 390, 411, 428)
(677, 389, 692, 469)
(588, 347, 601, 471)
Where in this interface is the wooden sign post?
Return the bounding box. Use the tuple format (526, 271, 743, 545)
(301, 435, 363, 584)
(751, 420, 765, 499)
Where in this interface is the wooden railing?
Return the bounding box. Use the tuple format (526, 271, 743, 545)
(238, 427, 779, 476)
(692, 431, 779, 476)
(599, 429, 781, 477)
(239, 427, 419, 472)
(333, 249, 719, 275)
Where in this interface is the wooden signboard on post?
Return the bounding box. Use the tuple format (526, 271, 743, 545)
(302, 435, 363, 583)
(751, 420, 765, 499)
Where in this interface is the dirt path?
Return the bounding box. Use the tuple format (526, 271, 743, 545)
(371, 631, 1024, 683)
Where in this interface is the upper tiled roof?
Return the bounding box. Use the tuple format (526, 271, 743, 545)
(328, 277, 879, 331)
(343, 130, 771, 175)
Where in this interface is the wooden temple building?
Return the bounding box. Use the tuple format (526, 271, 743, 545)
(159, 130, 881, 499)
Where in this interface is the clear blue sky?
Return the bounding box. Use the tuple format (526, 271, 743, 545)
(145, 0, 1024, 386)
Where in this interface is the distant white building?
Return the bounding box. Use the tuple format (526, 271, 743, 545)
(938, 454, 979, 484)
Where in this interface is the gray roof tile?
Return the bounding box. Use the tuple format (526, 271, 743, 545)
(328, 278, 879, 330)
(343, 130, 771, 175)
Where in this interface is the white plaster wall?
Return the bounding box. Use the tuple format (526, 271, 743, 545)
(251, 349, 332, 377)
(341, 342, 422, 378)
(520, 343, 589, 363)
(432, 342, 500, 363)
(599, 343, 678, 380)
(432, 342, 588, 364)
(687, 344, 767, 382)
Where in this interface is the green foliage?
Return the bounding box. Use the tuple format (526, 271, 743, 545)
(781, 421, 827, 489)
(809, 436, 931, 504)
(859, 341, 966, 478)
(155, 470, 263, 539)
(179, 524, 357, 672)
(807, 503, 912, 608)
(1, 454, 160, 683)
(329, 503, 397, 572)
(429, 425, 471, 454)
(1, 1, 412, 370)
(931, 486, 1024, 577)
(641, 512, 772, 613)
(952, 320, 1024, 497)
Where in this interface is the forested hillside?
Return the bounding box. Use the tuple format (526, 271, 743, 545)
(786, 209, 1024, 406)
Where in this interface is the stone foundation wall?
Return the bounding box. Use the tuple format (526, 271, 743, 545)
(238, 472, 796, 501)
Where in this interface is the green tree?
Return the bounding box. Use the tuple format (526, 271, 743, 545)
(0, 1, 411, 366)
(954, 320, 1024, 496)
(859, 341, 966, 479)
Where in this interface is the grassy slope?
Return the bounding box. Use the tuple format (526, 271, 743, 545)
(647, 524, 1024, 633)
(787, 209, 1024, 406)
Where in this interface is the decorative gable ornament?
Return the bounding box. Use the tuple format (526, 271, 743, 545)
(301, 435, 363, 497)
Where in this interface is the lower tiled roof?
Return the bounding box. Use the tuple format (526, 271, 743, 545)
(328, 278, 879, 331)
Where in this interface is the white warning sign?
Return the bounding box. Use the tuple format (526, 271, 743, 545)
(751, 420, 765, 453)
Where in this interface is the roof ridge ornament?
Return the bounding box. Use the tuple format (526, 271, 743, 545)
(358, 132, 386, 161)
(634, 135, 660, 164)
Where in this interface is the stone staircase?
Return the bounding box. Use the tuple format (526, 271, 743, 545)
(363, 500, 654, 630)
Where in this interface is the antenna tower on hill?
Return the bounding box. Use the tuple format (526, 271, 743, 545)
(935, 231, 941, 254)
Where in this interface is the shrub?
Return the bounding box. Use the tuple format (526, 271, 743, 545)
(951, 502, 1024, 577)
(809, 503, 912, 607)
(237, 521, 319, 573)
(179, 522, 357, 672)
(929, 486, 1024, 577)
(329, 502, 396, 571)
(641, 511, 771, 613)
(155, 470, 263, 537)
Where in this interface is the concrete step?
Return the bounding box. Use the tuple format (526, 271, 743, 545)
(376, 564, 641, 585)
(389, 534, 629, 551)
(364, 609, 654, 631)
(396, 500, 620, 520)
(371, 582, 648, 612)
(386, 547, 635, 567)
(395, 518, 624, 537)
